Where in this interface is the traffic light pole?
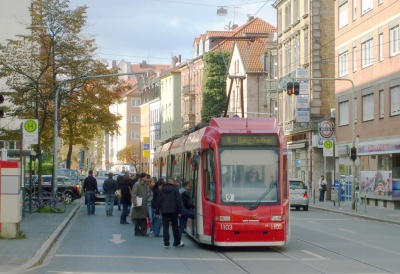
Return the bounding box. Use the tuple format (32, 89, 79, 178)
(290, 77, 356, 210)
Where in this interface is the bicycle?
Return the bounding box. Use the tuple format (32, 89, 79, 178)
(25, 187, 65, 203)
(24, 195, 66, 213)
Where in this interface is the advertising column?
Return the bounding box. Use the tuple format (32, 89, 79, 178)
(0, 161, 21, 238)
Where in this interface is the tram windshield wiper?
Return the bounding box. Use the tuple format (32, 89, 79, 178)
(248, 182, 277, 210)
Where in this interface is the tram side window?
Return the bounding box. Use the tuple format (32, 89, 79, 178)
(203, 149, 216, 202)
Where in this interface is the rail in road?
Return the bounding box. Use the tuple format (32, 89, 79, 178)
(24, 206, 400, 274)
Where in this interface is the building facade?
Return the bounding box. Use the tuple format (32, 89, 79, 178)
(335, 0, 400, 208)
(273, 0, 336, 196)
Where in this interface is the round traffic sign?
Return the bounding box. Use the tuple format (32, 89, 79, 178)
(319, 121, 334, 138)
(324, 140, 333, 149)
(24, 119, 37, 133)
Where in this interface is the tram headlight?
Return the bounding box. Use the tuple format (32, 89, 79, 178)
(218, 216, 231, 221)
(271, 215, 282, 221)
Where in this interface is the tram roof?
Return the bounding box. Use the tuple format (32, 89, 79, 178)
(209, 117, 278, 131)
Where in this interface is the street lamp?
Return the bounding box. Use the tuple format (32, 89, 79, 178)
(290, 77, 356, 210)
(52, 72, 144, 194)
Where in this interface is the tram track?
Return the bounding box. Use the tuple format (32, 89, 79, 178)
(208, 233, 396, 274)
(272, 236, 394, 274)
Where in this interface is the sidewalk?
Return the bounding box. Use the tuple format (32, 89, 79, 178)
(309, 199, 400, 225)
(0, 199, 83, 274)
(0, 198, 399, 273)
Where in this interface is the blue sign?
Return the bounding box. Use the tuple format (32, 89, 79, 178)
(143, 144, 150, 150)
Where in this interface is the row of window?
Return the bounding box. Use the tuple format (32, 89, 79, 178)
(339, 84, 400, 126)
(339, 0, 384, 29)
(339, 25, 399, 76)
(278, 0, 309, 33)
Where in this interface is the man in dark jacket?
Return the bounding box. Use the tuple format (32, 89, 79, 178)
(178, 180, 195, 237)
(83, 170, 98, 215)
(155, 178, 183, 248)
(103, 172, 117, 216)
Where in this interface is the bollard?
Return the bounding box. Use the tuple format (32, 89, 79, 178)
(313, 189, 316, 204)
(364, 194, 367, 213)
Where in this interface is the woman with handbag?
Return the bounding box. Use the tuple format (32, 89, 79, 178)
(131, 173, 149, 236)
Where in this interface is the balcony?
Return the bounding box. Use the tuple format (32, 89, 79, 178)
(182, 85, 194, 95)
(182, 113, 196, 127)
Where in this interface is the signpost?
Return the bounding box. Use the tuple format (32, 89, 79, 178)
(323, 140, 333, 156)
(319, 121, 334, 139)
(23, 119, 38, 145)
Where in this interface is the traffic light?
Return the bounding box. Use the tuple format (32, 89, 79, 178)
(293, 82, 300, 95)
(286, 82, 293, 96)
(350, 146, 357, 161)
(0, 94, 4, 118)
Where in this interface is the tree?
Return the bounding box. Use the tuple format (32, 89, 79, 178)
(0, 0, 126, 171)
(117, 145, 140, 167)
(201, 51, 230, 123)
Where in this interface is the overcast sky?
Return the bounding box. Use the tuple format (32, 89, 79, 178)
(68, 0, 277, 66)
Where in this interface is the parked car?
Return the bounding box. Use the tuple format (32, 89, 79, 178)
(289, 179, 309, 211)
(96, 170, 111, 177)
(25, 175, 81, 204)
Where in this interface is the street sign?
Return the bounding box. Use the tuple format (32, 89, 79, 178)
(296, 109, 310, 123)
(299, 82, 309, 95)
(319, 121, 334, 139)
(23, 119, 38, 145)
(323, 140, 334, 156)
(296, 97, 309, 108)
(143, 143, 150, 150)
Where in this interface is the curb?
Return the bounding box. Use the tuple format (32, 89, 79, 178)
(310, 205, 400, 226)
(9, 201, 82, 273)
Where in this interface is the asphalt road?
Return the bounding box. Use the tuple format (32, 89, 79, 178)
(26, 206, 400, 274)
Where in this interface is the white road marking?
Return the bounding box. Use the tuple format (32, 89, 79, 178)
(109, 234, 126, 244)
(55, 254, 224, 261)
(233, 258, 291, 261)
(337, 228, 356, 233)
(307, 220, 320, 225)
(300, 250, 328, 260)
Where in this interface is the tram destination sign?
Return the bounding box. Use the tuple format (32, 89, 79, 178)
(220, 134, 278, 146)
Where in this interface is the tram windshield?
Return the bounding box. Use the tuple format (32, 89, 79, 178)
(219, 147, 279, 205)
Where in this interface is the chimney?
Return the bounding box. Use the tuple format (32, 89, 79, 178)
(112, 60, 116, 68)
(140, 60, 147, 68)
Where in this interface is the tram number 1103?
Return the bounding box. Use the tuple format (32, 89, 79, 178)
(220, 224, 233, 230)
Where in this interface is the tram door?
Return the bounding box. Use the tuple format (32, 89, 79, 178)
(185, 151, 198, 238)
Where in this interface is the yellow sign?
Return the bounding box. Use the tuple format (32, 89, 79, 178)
(324, 140, 333, 149)
(23, 119, 38, 145)
(142, 150, 150, 157)
(143, 137, 150, 143)
(323, 140, 334, 157)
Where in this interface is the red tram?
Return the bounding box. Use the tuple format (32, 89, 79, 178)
(154, 117, 290, 246)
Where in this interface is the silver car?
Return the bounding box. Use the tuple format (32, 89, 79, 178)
(289, 179, 309, 211)
(94, 176, 108, 203)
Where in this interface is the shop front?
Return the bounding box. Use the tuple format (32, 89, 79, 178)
(357, 139, 400, 209)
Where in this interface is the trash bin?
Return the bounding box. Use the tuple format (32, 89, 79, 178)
(333, 181, 343, 201)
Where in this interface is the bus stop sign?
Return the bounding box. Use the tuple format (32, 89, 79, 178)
(319, 121, 334, 139)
